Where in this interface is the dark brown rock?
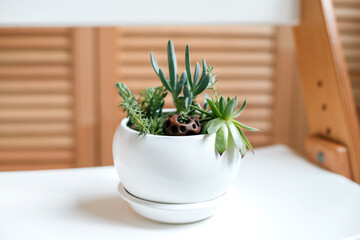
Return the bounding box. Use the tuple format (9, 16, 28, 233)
(163, 114, 201, 136)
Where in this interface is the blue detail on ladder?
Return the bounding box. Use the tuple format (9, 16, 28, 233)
(317, 151, 325, 164)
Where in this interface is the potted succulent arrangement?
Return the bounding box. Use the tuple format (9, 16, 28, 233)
(113, 40, 259, 224)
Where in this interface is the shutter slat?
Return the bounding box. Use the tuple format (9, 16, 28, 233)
(0, 50, 71, 64)
(0, 150, 73, 163)
(0, 94, 72, 107)
(120, 52, 274, 66)
(334, 0, 360, 5)
(0, 36, 70, 49)
(0, 65, 70, 77)
(0, 123, 73, 135)
(335, 7, 360, 20)
(337, 21, 360, 33)
(119, 66, 274, 79)
(0, 108, 73, 121)
(0, 136, 74, 149)
(0, 79, 71, 93)
(348, 62, 360, 73)
(340, 34, 360, 47)
(344, 49, 360, 60)
(121, 38, 275, 51)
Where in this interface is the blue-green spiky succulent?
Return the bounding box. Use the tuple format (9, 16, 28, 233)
(150, 40, 211, 113)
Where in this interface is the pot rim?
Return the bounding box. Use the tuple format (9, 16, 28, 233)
(120, 118, 211, 139)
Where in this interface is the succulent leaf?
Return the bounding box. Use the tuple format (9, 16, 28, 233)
(189, 91, 193, 102)
(193, 74, 210, 96)
(233, 120, 259, 131)
(158, 69, 173, 92)
(219, 96, 226, 114)
(236, 123, 254, 153)
(175, 71, 187, 96)
(185, 45, 193, 89)
(202, 58, 207, 76)
(240, 141, 247, 158)
(216, 124, 228, 155)
(183, 82, 191, 99)
(194, 62, 200, 85)
(206, 98, 222, 117)
(201, 119, 213, 134)
(203, 93, 209, 110)
(150, 52, 160, 76)
(207, 118, 225, 134)
(167, 40, 177, 89)
(233, 99, 247, 118)
(227, 121, 244, 151)
(184, 97, 189, 109)
(191, 105, 214, 117)
(222, 98, 237, 120)
(116, 82, 134, 99)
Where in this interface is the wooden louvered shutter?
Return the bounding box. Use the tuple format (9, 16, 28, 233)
(0, 27, 303, 169)
(98, 26, 300, 165)
(0, 28, 96, 170)
(334, 0, 360, 121)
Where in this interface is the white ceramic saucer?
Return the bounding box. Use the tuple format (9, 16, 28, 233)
(118, 183, 228, 224)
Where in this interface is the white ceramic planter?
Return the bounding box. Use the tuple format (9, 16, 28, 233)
(113, 117, 242, 204)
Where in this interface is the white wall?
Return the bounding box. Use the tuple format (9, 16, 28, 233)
(0, 0, 299, 27)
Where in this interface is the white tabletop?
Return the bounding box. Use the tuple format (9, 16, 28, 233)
(1, 145, 359, 240)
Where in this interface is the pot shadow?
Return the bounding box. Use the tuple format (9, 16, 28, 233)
(76, 196, 198, 229)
